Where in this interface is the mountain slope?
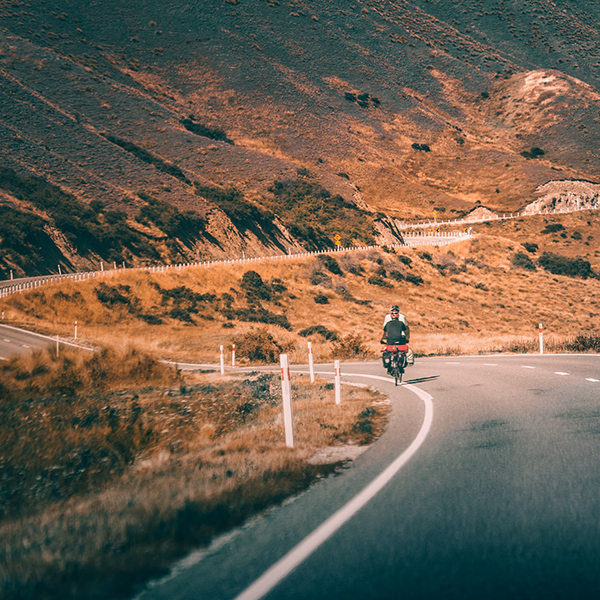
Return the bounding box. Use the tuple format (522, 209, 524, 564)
(1, 0, 600, 275)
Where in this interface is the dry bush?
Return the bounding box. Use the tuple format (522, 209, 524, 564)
(331, 333, 370, 359)
(232, 328, 295, 363)
(0, 370, 387, 600)
(337, 253, 364, 275)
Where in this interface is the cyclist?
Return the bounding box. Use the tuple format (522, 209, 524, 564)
(380, 309, 409, 372)
(382, 305, 414, 366)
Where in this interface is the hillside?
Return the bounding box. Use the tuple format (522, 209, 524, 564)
(1, 0, 600, 276)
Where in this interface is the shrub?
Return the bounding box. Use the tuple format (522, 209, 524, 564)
(521, 147, 545, 159)
(180, 117, 233, 144)
(406, 273, 424, 285)
(563, 334, 600, 353)
(298, 325, 338, 341)
(318, 255, 343, 275)
(523, 242, 538, 253)
(512, 251, 536, 271)
(541, 223, 565, 234)
(331, 333, 369, 359)
(538, 252, 595, 279)
(314, 293, 329, 304)
(233, 329, 284, 363)
(337, 254, 363, 275)
(367, 275, 391, 287)
(241, 270, 271, 302)
(411, 143, 431, 152)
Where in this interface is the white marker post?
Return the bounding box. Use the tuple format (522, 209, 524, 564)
(58, 265, 62, 275)
(539, 323, 544, 355)
(220, 345, 225, 375)
(74, 320, 78, 341)
(280, 354, 295, 448)
(308, 342, 315, 383)
(334, 360, 341, 405)
(232, 344, 236, 367)
(56, 334, 59, 357)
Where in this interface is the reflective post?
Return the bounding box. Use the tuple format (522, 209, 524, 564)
(334, 360, 341, 405)
(308, 342, 315, 383)
(280, 354, 295, 447)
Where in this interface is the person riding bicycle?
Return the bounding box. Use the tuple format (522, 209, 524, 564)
(380, 309, 409, 372)
(383, 305, 409, 332)
(382, 305, 414, 366)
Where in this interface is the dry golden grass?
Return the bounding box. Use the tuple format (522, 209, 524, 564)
(0, 211, 600, 364)
(0, 347, 387, 600)
(1, 211, 600, 366)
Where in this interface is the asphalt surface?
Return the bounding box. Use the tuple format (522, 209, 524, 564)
(3, 325, 600, 599)
(0, 323, 58, 360)
(135, 354, 600, 600)
(0, 323, 90, 360)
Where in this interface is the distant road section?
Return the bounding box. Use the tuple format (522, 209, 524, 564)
(0, 323, 91, 361)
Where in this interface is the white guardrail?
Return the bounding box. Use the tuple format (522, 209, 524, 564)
(0, 233, 471, 300)
(398, 202, 600, 230)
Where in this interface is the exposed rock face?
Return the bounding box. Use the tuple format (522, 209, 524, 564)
(525, 180, 600, 214)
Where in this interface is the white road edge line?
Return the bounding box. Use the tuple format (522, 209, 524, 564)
(554, 372, 569, 376)
(587, 378, 600, 383)
(521, 366, 536, 369)
(233, 374, 434, 600)
(0, 323, 93, 351)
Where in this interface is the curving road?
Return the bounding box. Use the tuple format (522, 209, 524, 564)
(3, 325, 600, 598)
(135, 354, 600, 600)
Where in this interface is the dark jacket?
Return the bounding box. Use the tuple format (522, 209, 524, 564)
(383, 319, 407, 345)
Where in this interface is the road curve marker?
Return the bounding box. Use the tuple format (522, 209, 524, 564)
(233, 374, 434, 600)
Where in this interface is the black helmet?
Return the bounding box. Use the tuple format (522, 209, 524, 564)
(391, 305, 399, 313)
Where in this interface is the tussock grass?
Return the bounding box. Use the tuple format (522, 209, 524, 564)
(2, 217, 600, 364)
(0, 348, 387, 600)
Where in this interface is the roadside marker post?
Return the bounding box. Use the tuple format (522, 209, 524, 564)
(220, 345, 225, 375)
(56, 334, 59, 357)
(74, 320, 78, 341)
(539, 323, 544, 355)
(232, 344, 236, 367)
(280, 354, 295, 447)
(334, 360, 341, 405)
(308, 342, 315, 383)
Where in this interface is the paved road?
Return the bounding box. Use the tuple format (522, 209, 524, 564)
(0, 323, 58, 360)
(0, 323, 90, 360)
(136, 354, 600, 600)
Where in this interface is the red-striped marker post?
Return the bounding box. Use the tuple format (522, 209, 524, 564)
(308, 342, 315, 383)
(74, 320, 78, 341)
(280, 354, 295, 447)
(334, 360, 341, 405)
(539, 323, 544, 355)
(232, 344, 236, 367)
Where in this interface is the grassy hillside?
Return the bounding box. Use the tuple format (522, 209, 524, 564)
(2, 1, 600, 273)
(3, 212, 600, 360)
